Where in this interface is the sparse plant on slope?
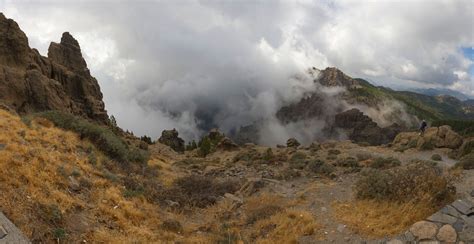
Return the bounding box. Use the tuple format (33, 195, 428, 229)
(431, 154, 442, 161)
(455, 153, 474, 170)
(27, 111, 149, 165)
(369, 157, 401, 169)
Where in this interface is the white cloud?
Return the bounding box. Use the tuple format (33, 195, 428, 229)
(2, 0, 473, 140)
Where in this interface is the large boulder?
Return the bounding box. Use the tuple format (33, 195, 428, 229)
(0, 13, 108, 123)
(393, 125, 463, 150)
(158, 129, 185, 153)
(334, 108, 403, 146)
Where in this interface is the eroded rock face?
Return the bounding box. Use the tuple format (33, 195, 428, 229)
(158, 129, 185, 153)
(0, 13, 108, 123)
(334, 108, 403, 146)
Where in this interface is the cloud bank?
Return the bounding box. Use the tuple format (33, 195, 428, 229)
(1, 0, 473, 143)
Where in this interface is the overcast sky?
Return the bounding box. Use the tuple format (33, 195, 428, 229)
(1, 0, 473, 140)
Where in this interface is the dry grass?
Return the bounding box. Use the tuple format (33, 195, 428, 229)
(0, 109, 180, 242)
(333, 200, 437, 238)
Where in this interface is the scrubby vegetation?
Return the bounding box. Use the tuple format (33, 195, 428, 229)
(455, 153, 474, 170)
(369, 157, 401, 169)
(432, 119, 474, 137)
(25, 111, 148, 165)
(355, 162, 454, 204)
(431, 154, 442, 161)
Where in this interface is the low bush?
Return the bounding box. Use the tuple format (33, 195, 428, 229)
(307, 159, 335, 177)
(157, 175, 240, 208)
(247, 205, 284, 224)
(31, 111, 149, 165)
(431, 154, 442, 161)
(460, 140, 474, 158)
(355, 162, 454, 207)
(335, 157, 359, 168)
(328, 149, 341, 155)
(455, 153, 474, 170)
(418, 140, 435, 151)
(289, 152, 308, 169)
(370, 157, 401, 169)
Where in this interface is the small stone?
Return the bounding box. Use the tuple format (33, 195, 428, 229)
(441, 205, 461, 218)
(0, 225, 7, 239)
(453, 219, 465, 232)
(419, 241, 439, 244)
(336, 224, 345, 233)
(452, 199, 474, 215)
(386, 240, 403, 244)
(404, 231, 415, 242)
(436, 225, 457, 243)
(224, 193, 243, 205)
(164, 200, 180, 208)
(409, 221, 438, 240)
(321, 207, 327, 212)
(427, 212, 458, 224)
(461, 214, 474, 226)
(459, 225, 474, 241)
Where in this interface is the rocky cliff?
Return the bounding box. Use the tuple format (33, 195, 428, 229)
(0, 13, 108, 123)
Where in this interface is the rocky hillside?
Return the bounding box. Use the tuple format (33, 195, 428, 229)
(0, 13, 108, 123)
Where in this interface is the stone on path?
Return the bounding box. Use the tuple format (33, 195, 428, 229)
(436, 224, 457, 243)
(452, 199, 474, 215)
(386, 240, 403, 244)
(409, 221, 438, 240)
(427, 212, 458, 224)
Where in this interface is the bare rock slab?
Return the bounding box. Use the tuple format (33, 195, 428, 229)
(409, 221, 438, 240)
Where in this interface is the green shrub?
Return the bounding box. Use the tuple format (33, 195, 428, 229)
(432, 120, 474, 137)
(33, 111, 148, 165)
(355, 162, 454, 206)
(198, 137, 212, 157)
(460, 140, 474, 158)
(455, 153, 474, 170)
(328, 149, 341, 155)
(308, 159, 335, 176)
(370, 157, 401, 169)
(418, 140, 435, 151)
(431, 154, 442, 161)
(289, 152, 308, 169)
(246, 205, 283, 224)
(335, 157, 359, 168)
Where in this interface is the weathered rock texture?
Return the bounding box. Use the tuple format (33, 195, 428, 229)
(158, 129, 185, 153)
(393, 125, 464, 150)
(334, 108, 403, 146)
(0, 13, 108, 123)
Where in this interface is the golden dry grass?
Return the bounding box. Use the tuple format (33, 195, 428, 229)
(332, 200, 437, 238)
(0, 109, 180, 242)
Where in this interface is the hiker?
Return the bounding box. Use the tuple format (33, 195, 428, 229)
(419, 120, 427, 136)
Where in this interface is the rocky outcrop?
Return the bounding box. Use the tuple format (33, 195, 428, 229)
(393, 125, 463, 150)
(217, 137, 239, 151)
(334, 108, 403, 146)
(317, 67, 361, 88)
(286, 138, 300, 148)
(158, 129, 185, 153)
(0, 13, 108, 123)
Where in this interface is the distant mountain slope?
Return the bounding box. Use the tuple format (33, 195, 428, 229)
(278, 67, 474, 126)
(350, 79, 474, 121)
(412, 88, 472, 101)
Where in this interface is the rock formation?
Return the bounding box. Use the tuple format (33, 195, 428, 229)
(393, 125, 464, 150)
(0, 13, 108, 123)
(158, 129, 185, 153)
(334, 108, 403, 146)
